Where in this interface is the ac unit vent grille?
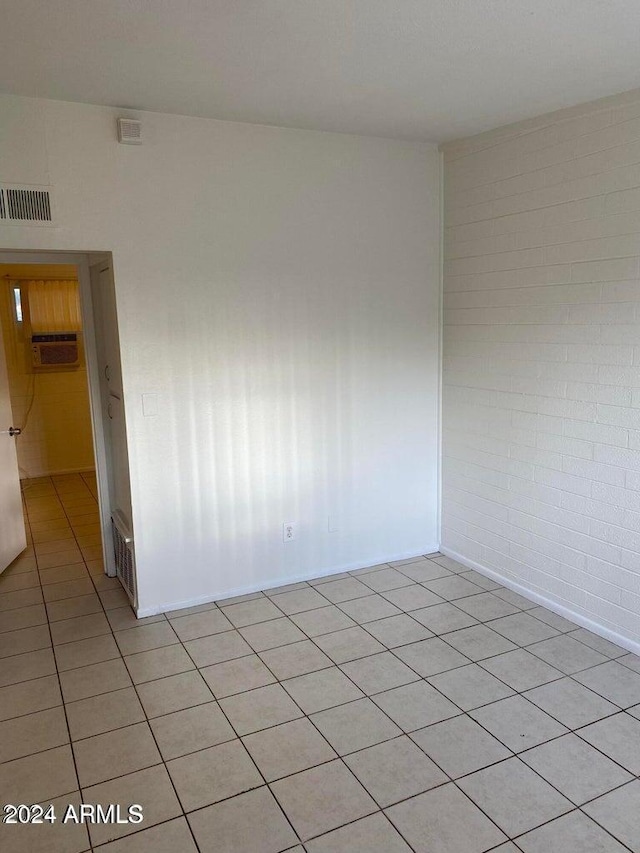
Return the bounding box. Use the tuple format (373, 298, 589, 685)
(0, 184, 54, 225)
(111, 513, 136, 605)
(39, 343, 78, 365)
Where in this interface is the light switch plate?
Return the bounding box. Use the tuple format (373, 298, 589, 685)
(142, 393, 158, 417)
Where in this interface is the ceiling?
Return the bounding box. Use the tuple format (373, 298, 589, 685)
(1, 1, 640, 142)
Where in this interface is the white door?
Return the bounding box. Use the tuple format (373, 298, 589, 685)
(0, 314, 26, 573)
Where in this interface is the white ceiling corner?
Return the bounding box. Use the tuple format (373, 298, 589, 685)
(1, 0, 640, 142)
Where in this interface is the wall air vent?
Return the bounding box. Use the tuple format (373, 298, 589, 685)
(111, 510, 137, 607)
(117, 118, 142, 145)
(0, 184, 54, 225)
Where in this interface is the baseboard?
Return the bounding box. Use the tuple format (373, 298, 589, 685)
(440, 546, 640, 658)
(136, 544, 440, 617)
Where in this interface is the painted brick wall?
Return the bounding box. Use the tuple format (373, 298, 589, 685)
(441, 90, 640, 650)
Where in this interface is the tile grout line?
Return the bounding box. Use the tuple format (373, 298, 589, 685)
(145, 572, 425, 850)
(204, 587, 423, 853)
(23, 478, 93, 853)
(54, 505, 204, 853)
(212, 563, 640, 848)
(235, 573, 514, 850)
(153, 619, 305, 852)
(2, 515, 639, 851)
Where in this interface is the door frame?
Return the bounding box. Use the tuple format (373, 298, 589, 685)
(0, 249, 117, 577)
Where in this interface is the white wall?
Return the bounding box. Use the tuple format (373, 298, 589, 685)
(441, 90, 640, 650)
(0, 95, 441, 614)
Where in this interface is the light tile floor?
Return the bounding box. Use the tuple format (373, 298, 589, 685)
(1, 477, 640, 851)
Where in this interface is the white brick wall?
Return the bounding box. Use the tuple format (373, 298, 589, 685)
(441, 90, 640, 650)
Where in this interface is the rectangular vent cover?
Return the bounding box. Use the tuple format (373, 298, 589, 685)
(111, 511, 137, 606)
(117, 118, 142, 144)
(0, 184, 54, 225)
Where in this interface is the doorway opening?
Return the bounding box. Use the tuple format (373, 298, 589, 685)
(0, 263, 106, 597)
(0, 250, 135, 614)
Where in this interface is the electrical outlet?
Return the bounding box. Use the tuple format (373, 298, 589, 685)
(283, 522, 296, 542)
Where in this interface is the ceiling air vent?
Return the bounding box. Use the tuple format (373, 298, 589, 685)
(0, 184, 54, 226)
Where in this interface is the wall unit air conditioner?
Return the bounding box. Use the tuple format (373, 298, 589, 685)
(31, 333, 80, 369)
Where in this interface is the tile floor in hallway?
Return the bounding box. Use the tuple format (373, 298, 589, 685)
(1, 480, 640, 852)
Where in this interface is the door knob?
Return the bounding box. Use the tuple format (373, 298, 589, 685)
(2, 427, 21, 436)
